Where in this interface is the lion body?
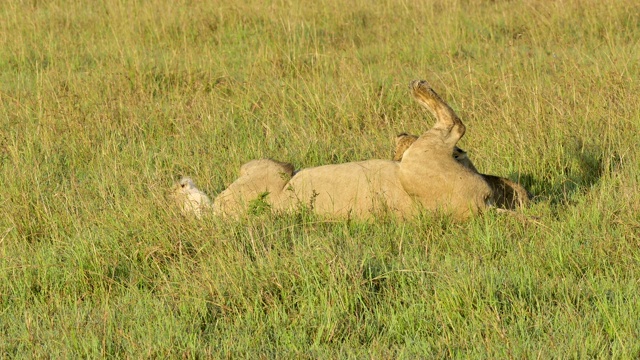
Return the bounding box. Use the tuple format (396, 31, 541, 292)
(182, 79, 528, 220)
(213, 156, 491, 219)
(278, 160, 416, 217)
(213, 159, 294, 217)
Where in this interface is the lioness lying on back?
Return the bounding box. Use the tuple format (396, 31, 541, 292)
(174, 80, 530, 220)
(213, 80, 494, 220)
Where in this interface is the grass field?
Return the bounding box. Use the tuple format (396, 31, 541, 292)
(1, 0, 640, 357)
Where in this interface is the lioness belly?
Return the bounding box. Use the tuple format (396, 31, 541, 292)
(280, 160, 414, 217)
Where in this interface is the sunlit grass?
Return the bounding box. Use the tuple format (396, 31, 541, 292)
(1, 0, 639, 357)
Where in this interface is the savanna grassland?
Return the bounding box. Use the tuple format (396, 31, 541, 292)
(1, 0, 640, 357)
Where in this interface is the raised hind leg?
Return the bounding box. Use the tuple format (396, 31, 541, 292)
(410, 80, 466, 147)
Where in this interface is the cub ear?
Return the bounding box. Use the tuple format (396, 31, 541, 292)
(395, 132, 409, 146)
(393, 133, 419, 161)
(395, 133, 418, 144)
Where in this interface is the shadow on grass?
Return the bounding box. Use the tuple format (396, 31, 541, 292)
(517, 139, 622, 206)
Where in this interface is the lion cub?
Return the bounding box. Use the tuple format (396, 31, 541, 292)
(393, 133, 529, 209)
(170, 177, 213, 218)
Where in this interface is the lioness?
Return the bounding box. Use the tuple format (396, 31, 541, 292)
(213, 80, 493, 219)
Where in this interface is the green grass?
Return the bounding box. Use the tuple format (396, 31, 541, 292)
(1, 0, 640, 357)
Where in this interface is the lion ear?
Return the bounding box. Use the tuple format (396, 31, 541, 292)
(393, 133, 419, 162)
(395, 133, 409, 146)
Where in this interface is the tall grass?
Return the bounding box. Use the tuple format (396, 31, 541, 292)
(1, 0, 639, 357)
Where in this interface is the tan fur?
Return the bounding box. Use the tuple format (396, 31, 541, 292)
(170, 177, 213, 219)
(213, 80, 495, 220)
(278, 160, 415, 217)
(394, 133, 478, 172)
(392, 134, 530, 210)
(213, 159, 295, 216)
(396, 81, 492, 218)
